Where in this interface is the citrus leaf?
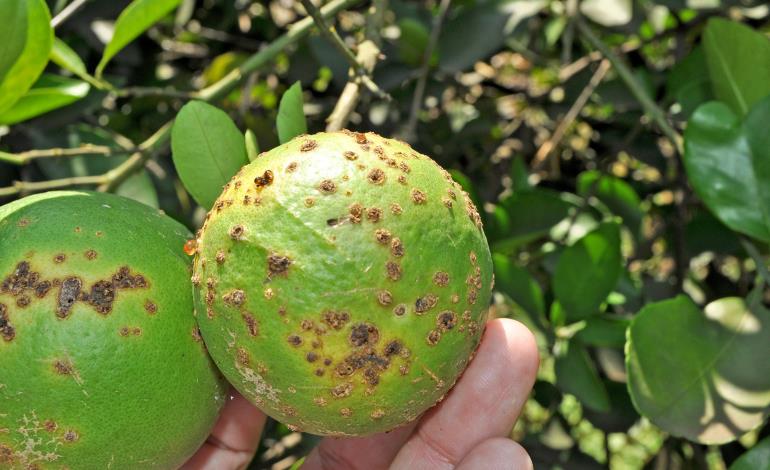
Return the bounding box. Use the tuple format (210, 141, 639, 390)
(574, 315, 629, 348)
(730, 435, 770, 470)
(95, 0, 182, 79)
(554, 222, 622, 321)
(492, 253, 545, 320)
(51, 37, 87, 79)
(555, 340, 611, 412)
(702, 18, 770, 117)
(171, 101, 248, 209)
(683, 100, 770, 242)
(745, 95, 770, 230)
(626, 295, 770, 444)
(0, 0, 52, 114)
(666, 46, 713, 118)
(0, 0, 28, 85)
(0, 74, 89, 125)
(493, 189, 574, 252)
(245, 129, 260, 162)
(276, 81, 307, 144)
(577, 170, 642, 238)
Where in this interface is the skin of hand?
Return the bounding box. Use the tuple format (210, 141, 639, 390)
(182, 318, 539, 470)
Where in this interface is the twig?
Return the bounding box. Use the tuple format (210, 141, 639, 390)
(402, 0, 451, 142)
(300, 0, 388, 101)
(51, 0, 89, 29)
(112, 87, 196, 100)
(0, 0, 362, 198)
(326, 41, 382, 131)
(741, 238, 770, 287)
(0, 145, 133, 166)
(576, 18, 683, 155)
(531, 59, 610, 172)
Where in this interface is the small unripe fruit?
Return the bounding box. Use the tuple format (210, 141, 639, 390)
(194, 131, 493, 436)
(0, 191, 227, 469)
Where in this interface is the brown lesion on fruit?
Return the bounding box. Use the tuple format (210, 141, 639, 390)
(343, 151, 358, 161)
(304, 197, 315, 207)
(398, 162, 411, 173)
(267, 254, 291, 278)
(243, 194, 252, 205)
(397, 175, 408, 185)
(0, 444, 14, 464)
(314, 397, 328, 406)
(411, 188, 427, 204)
(348, 203, 364, 223)
(437, 310, 457, 331)
(371, 409, 385, 419)
(300, 139, 318, 152)
(56, 277, 82, 318)
(306, 351, 319, 363)
(53, 254, 66, 264)
(223, 289, 246, 307)
(84, 249, 98, 260)
(119, 326, 142, 337)
(17, 218, 30, 227)
(426, 329, 442, 346)
(254, 170, 274, 189)
(43, 420, 58, 433)
(386, 261, 402, 281)
(229, 224, 245, 240)
(321, 310, 350, 330)
(377, 290, 392, 306)
(349, 323, 379, 347)
(390, 238, 404, 257)
(192, 326, 203, 342)
(366, 207, 382, 222)
(62, 430, 79, 443)
(331, 382, 353, 398)
(340, 408, 352, 417)
(216, 250, 226, 264)
(287, 334, 303, 347)
(354, 132, 368, 145)
(415, 294, 438, 314)
(383, 340, 402, 357)
(237, 347, 251, 367)
(0, 305, 13, 342)
(319, 179, 337, 194)
(433, 272, 450, 287)
(374, 229, 391, 244)
(450, 293, 460, 304)
(390, 203, 402, 215)
(393, 304, 406, 316)
(442, 197, 453, 208)
(367, 168, 386, 185)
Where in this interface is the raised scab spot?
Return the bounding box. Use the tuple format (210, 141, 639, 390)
(397, 175, 407, 185)
(390, 238, 404, 257)
(437, 310, 457, 330)
(371, 409, 385, 419)
(411, 188, 427, 204)
(367, 168, 386, 185)
(286, 161, 298, 172)
(54, 254, 66, 264)
(0, 304, 15, 341)
(319, 179, 337, 194)
(349, 323, 380, 347)
(53, 359, 74, 375)
(366, 207, 382, 223)
(267, 254, 291, 277)
(433, 271, 450, 287)
(374, 229, 391, 244)
(300, 139, 318, 152)
(216, 251, 226, 264)
(399, 162, 411, 173)
(223, 289, 246, 307)
(426, 329, 442, 346)
(254, 170, 274, 188)
(354, 132, 368, 145)
(322, 310, 350, 330)
(57, 277, 82, 318)
(306, 351, 318, 363)
(442, 197, 453, 208)
(390, 203, 402, 215)
(383, 340, 402, 357)
(393, 304, 406, 316)
(377, 290, 392, 306)
(305, 197, 315, 207)
(340, 408, 352, 418)
(229, 225, 245, 240)
(349, 203, 364, 223)
(415, 294, 438, 314)
(237, 347, 251, 366)
(332, 382, 352, 398)
(144, 300, 157, 314)
(344, 151, 358, 161)
(63, 430, 79, 443)
(287, 334, 302, 347)
(386, 261, 402, 281)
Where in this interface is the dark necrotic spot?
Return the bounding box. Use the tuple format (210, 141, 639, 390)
(393, 304, 406, 316)
(287, 334, 302, 346)
(243, 313, 259, 336)
(229, 225, 245, 240)
(53, 359, 73, 375)
(84, 250, 97, 260)
(112, 267, 146, 289)
(415, 294, 438, 314)
(319, 179, 337, 194)
(383, 340, 402, 357)
(322, 310, 350, 330)
(57, 277, 82, 318)
(437, 311, 457, 330)
(0, 304, 15, 341)
(16, 295, 30, 308)
(34, 281, 51, 298)
(267, 254, 291, 277)
(367, 168, 386, 185)
(349, 323, 380, 347)
(254, 170, 274, 188)
(386, 262, 402, 281)
(427, 329, 442, 346)
(300, 139, 318, 152)
(306, 351, 318, 363)
(216, 251, 226, 264)
(87, 280, 116, 315)
(390, 238, 404, 257)
(223, 289, 246, 307)
(364, 368, 379, 386)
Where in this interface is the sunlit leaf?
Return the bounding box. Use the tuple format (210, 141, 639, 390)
(0, 0, 28, 85)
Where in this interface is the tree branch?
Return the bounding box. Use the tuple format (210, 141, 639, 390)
(576, 18, 683, 155)
(1, 0, 362, 198)
(51, 0, 89, 29)
(402, 0, 451, 142)
(0, 145, 133, 166)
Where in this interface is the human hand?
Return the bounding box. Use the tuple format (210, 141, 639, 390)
(182, 318, 539, 470)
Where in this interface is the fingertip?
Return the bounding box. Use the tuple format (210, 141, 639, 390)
(456, 437, 533, 470)
(487, 318, 539, 382)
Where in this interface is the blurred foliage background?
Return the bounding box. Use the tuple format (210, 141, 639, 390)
(2, 0, 770, 469)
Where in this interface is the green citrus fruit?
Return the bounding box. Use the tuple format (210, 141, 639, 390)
(193, 131, 493, 436)
(0, 191, 227, 469)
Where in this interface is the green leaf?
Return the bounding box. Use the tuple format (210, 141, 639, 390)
(509, 156, 531, 193)
(577, 170, 642, 238)
(171, 101, 249, 209)
(574, 315, 630, 348)
(745, 95, 770, 229)
(683, 100, 770, 242)
(276, 81, 307, 144)
(397, 18, 430, 67)
(702, 18, 770, 117)
(0, 0, 52, 114)
(95, 0, 182, 79)
(116, 171, 159, 209)
(626, 294, 770, 444)
(555, 340, 611, 412)
(730, 435, 770, 470)
(553, 222, 622, 321)
(492, 253, 545, 320)
(0, 0, 28, 85)
(494, 189, 574, 252)
(245, 129, 260, 162)
(0, 74, 89, 125)
(666, 46, 713, 118)
(51, 37, 88, 79)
